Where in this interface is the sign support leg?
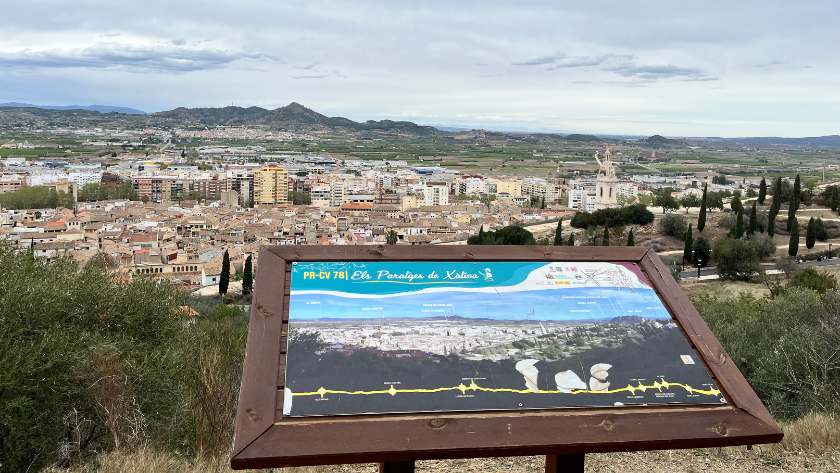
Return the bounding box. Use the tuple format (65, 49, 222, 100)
(545, 453, 584, 472)
(379, 461, 415, 472)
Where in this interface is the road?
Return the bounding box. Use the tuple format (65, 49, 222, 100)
(679, 254, 840, 280)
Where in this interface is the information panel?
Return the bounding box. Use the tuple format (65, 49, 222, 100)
(284, 260, 725, 417)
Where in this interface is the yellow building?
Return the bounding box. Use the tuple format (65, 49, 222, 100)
(491, 178, 522, 198)
(253, 165, 289, 206)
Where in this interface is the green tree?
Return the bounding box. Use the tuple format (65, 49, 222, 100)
(806, 217, 816, 249)
(748, 201, 757, 237)
(659, 213, 688, 238)
(731, 209, 744, 239)
(698, 184, 707, 232)
(601, 226, 610, 246)
(758, 177, 767, 204)
(626, 228, 635, 246)
(468, 225, 536, 245)
(683, 224, 693, 263)
(693, 237, 711, 267)
(816, 217, 828, 241)
(219, 250, 230, 295)
(679, 193, 700, 213)
(386, 230, 399, 245)
(654, 188, 680, 213)
(553, 218, 563, 246)
(788, 219, 800, 257)
(788, 267, 837, 294)
(793, 174, 801, 210)
(730, 192, 743, 214)
(242, 254, 253, 295)
(714, 237, 760, 280)
(567, 233, 575, 246)
(832, 186, 840, 213)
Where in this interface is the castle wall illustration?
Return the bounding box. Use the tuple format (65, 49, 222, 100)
(284, 261, 724, 417)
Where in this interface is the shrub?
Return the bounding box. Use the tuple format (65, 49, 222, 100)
(714, 237, 760, 280)
(467, 225, 536, 245)
(788, 268, 837, 294)
(569, 204, 654, 229)
(698, 288, 840, 419)
(749, 232, 777, 258)
(659, 213, 687, 238)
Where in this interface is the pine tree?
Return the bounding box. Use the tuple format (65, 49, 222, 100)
(806, 217, 816, 249)
(698, 183, 707, 232)
(242, 254, 253, 295)
(219, 249, 230, 295)
(683, 224, 693, 263)
(788, 219, 800, 257)
(553, 218, 563, 246)
(627, 228, 635, 246)
(758, 177, 767, 205)
(601, 226, 610, 246)
(748, 201, 757, 236)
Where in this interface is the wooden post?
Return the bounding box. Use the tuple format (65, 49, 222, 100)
(545, 453, 584, 473)
(379, 460, 415, 473)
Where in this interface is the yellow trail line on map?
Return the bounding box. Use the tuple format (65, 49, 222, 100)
(291, 379, 721, 398)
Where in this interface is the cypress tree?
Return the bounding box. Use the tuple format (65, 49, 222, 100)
(698, 184, 708, 232)
(567, 233, 575, 246)
(730, 192, 742, 214)
(787, 199, 797, 231)
(683, 224, 693, 263)
(731, 208, 744, 239)
(540, 196, 546, 209)
(773, 176, 783, 204)
(758, 177, 767, 205)
(242, 254, 253, 295)
(788, 219, 799, 257)
(793, 174, 801, 210)
(553, 219, 563, 246)
(767, 208, 777, 237)
(219, 249, 230, 295)
(832, 186, 840, 213)
(601, 226, 610, 246)
(627, 228, 635, 246)
(478, 225, 485, 242)
(805, 217, 816, 249)
(748, 201, 757, 236)
(816, 217, 827, 241)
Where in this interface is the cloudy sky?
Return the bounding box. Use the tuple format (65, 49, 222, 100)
(1, 1, 838, 137)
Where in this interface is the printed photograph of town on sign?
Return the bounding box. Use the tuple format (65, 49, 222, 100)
(284, 261, 725, 417)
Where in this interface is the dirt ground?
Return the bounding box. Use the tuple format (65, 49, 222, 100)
(284, 448, 840, 473)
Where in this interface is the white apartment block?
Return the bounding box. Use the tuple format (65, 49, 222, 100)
(423, 182, 449, 206)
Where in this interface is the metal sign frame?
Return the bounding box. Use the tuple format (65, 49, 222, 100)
(231, 245, 782, 469)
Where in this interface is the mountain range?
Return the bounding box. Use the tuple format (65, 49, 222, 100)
(1, 101, 838, 146)
(0, 102, 146, 115)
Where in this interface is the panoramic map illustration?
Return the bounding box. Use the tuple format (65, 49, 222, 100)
(283, 261, 725, 417)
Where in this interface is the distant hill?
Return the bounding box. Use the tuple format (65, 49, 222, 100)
(697, 135, 840, 148)
(152, 102, 440, 135)
(564, 133, 602, 142)
(0, 102, 146, 115)
(643, 134, 684, 148)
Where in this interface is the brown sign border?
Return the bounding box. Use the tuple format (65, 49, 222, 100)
(231, 245, 782, 469)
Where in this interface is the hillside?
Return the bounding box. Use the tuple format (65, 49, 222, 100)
(0, 102, 146, 114)
(0, 102, 440, 136)
(152, 102, 439, 134)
